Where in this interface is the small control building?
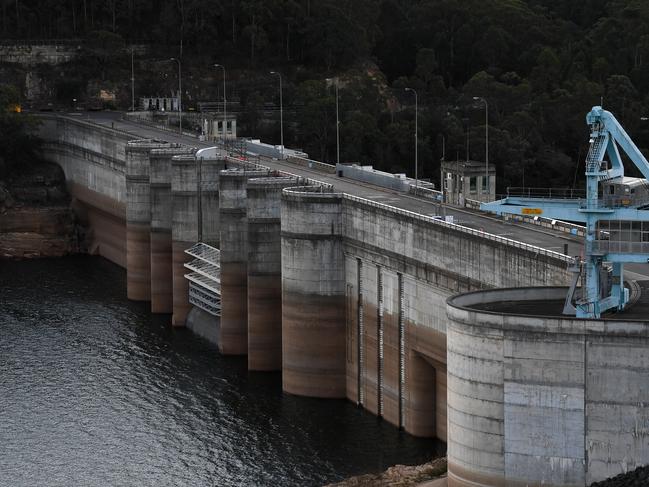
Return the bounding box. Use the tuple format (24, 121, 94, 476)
(441, 159, 496, 205)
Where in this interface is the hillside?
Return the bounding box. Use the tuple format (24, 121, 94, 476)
(2, 0, 649, 191)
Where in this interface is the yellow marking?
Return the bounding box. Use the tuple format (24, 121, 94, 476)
(522, 208, 543, 215)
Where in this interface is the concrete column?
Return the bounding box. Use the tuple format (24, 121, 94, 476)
(170, 152, 197, 326)
(150, 146, 193, 313)
(246, 177, 297, 371)
(281, 188, 346, 398)
(125, 139, 168, 301)
(218, 169, 269, 354)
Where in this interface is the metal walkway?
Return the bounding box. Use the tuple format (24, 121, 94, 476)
(184, 242, 221, 316)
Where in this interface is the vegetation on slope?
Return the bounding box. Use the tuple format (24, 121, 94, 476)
(2, 0, 649, 191)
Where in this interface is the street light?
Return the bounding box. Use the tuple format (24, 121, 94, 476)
(130, 46, 135, 111)
(214, 64, 226, 143)
(170, 57, 182, 134)
(405, 87, 418, 189)
(473, 96, 489, 199)
(270, 71, 284, 159)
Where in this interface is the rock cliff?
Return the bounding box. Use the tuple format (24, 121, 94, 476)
(0, 161, 85, 259)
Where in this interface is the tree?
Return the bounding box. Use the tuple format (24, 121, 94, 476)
(0, 85, 41, 178)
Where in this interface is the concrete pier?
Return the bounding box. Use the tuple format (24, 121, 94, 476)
(246, 177, 297, 371)
(150, 146, 192, 313)
(170, 152, 197, 326)
(125, 139, 168, 302)
(281, 188, 346, 398)
(218, 169, 269, 354)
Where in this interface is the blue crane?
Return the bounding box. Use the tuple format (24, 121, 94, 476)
(481, 106, 649, 318)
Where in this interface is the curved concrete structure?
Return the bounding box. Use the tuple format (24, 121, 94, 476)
(125, 139, 169, 301)
(446, 287, 649, 487)
(281, 188, 346, 398)
(246, 177, 297, 371)
(150, 146, 193, 313)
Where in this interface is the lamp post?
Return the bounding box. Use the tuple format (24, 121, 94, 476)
(214, 64, 226, 143)
(405, 87, 418, 189)
(170, 57, 182, 134)
(473, 96, 489, 199)
(130, 46, 135, 111)
(270, 71, 284, 159)
(335, 79, 340, 165)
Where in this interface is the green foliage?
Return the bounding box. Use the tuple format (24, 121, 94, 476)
(0, 85, 41, 179)
(3, 0, 649, 191)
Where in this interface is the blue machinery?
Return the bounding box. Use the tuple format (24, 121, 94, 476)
(482, 106, 649, 318)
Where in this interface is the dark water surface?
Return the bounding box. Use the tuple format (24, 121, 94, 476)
(0, 256, 440, 487)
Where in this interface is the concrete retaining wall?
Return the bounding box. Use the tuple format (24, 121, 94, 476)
(446, 287, 649, 486)
(338, 195, 571, 441)
(38, 116, 135, 266)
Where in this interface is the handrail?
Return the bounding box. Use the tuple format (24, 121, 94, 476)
(343, 193, 572, 262)
(282, 187, 573, 262)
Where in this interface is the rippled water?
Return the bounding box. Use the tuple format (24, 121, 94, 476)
(0, 256, 441, 486)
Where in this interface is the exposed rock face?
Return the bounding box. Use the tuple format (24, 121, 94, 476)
(0, 161, 85, 259)
(324, 458, 447, 487)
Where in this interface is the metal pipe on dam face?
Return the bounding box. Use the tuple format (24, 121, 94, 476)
(125, 139, 169, 302)
(281, 188, 346, 398)
(246, 177, 298, 371)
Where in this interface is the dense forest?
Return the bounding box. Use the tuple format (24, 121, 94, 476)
(2, 0, 649, 191)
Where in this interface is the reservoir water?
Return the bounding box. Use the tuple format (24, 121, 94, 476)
(0, 256, 440, 486)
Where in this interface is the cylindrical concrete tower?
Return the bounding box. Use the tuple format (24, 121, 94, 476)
(125, 139, 168, 302)
(246, 177, 297, 371)
(218, 169, 269, 354)
(281, 187, 346, 398)
(446, 286, 649, 487)
(150, 146, 193, 313)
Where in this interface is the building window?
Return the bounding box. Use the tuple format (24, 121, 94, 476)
(469, 176, 477, 193)
(482, 175, 489, 193)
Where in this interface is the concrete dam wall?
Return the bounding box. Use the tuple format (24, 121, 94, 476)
(40, 116, 619, 471)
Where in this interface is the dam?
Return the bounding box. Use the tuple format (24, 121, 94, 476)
(33, 111, 649, 486)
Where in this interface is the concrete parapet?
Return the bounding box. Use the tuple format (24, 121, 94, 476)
(246, 177, 298, 371)
(150, 146, 194, 313)
(446, 287, 649, 487)
(281, 187, 346, 398)
(218, 169, 270, 354)
(125, 139, 169, 301)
